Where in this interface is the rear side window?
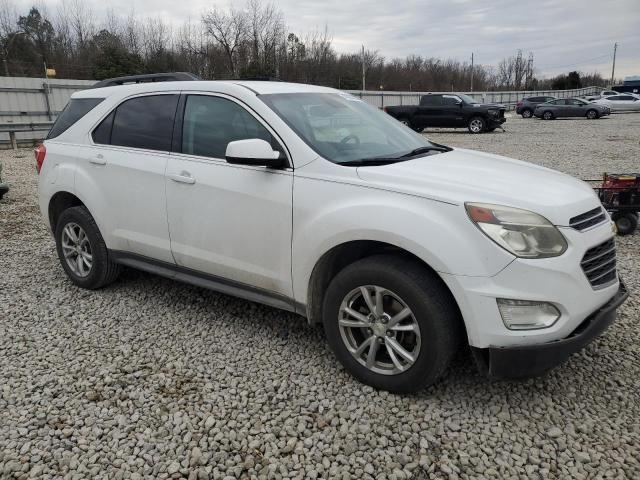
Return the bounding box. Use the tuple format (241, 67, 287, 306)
(108, 95, 179, 151)
(47, 98, 104, 139)
(181, 95, 275, 159)
(420, 95, 442, 106)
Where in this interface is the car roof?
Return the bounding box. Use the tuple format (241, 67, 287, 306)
(72, 80, 337, 99)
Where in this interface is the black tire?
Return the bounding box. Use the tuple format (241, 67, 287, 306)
(586, 109, 599, 119)
(398, 117, 412, 129)
(542, 110, 554, 120)
(467, 116, 486, 133)
(55, 206, 121, 289)
(521, 109, 533, 118)
(412, 127, 424, 133)
(322, 254, 462, 393)
(614, 213, 638, 236)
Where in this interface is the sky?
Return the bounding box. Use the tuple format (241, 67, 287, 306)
(13, 0, 640, 80)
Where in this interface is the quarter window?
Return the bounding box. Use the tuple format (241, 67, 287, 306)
(108, 95, 179, 151)
(181, 95, 275, 159)
(47, 98, 104, 139)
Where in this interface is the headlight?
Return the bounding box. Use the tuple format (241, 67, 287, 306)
(465, 203, 568, 258)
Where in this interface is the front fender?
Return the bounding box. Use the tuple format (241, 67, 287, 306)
(291, 177, 514, 303)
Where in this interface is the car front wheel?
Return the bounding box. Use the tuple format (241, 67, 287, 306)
(55, 206, 121, 289)
(467, 116, 486, 133)
(586, 109, 599, 119)
(322, 255, 462, 393)
(542, 111, 554, 120)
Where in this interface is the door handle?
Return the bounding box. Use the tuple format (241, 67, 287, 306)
(89, 154, 106, 165)
(168, 172, 196, 184)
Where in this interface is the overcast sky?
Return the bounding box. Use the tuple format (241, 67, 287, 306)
(16, 0, 640, 79)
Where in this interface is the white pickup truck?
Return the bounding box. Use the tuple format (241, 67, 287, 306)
(37, 75, 628, 392)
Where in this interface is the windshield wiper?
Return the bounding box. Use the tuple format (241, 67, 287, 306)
(339, 158, 404, 167)
(397, 145, 451, 158)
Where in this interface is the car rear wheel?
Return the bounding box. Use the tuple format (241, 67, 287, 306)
(322, 255, 462, 393)
(55, 206, 121, 289)
(542, 111, 554, 120)
(467, 116, 486, 133)
(586, 109, 599, 119)
(521, 109, 533, 118)
(613, 213, 638, 236)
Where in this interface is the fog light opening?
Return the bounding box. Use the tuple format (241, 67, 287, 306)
(497, 299, 561, 330)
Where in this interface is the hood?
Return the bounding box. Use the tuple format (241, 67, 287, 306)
(356, 148, 601, 226)
(469, 103, 505, 110)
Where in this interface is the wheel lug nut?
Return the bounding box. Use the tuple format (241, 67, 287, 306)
(386, 330, 392, 336)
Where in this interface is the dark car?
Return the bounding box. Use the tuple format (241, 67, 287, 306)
(534, 97, 610, 120)
(0, 163, 8, 200)
(515, 96, 556, 118)
(384, 93, 506, 133)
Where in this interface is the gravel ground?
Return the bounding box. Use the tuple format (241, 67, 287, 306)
(1, 114, 639, 479)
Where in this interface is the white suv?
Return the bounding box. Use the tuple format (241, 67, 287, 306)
(37, 77, 628, 393)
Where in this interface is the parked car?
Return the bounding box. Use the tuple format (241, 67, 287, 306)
(584, 90, 620, 101)
(592, 94, 640, 111)
(534, 97, 610, 120)
(515, 96, 556, 118)
(383, 93, 506, 133)
(37, 76, 627, 393)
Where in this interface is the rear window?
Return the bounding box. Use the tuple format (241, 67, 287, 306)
(47, 98, 104, 139)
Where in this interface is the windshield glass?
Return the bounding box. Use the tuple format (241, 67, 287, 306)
(260, 92, 436, 164)
(458, 94, 480, 104)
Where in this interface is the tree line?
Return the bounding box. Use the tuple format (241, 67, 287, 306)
(0, 0, 610, 91)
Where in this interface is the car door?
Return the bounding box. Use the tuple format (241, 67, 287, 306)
(566, 99, 586, 116)
(415, 95, 443, 127)
(75, 93, 178, 263)
(441, 95, 465, 127)
(165, 93, 294, 298)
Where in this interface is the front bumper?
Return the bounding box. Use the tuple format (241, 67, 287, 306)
(0, 182, 8, 198)
(471, 281, 628, 377)
(488, 117, 506, 127)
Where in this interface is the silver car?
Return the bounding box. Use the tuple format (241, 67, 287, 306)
(534, 97, 610, 120)
(593, 94, 640, 112)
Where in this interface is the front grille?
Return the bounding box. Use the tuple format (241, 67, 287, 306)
(581, 238, 617, 289)
(570, 206, 607, 231)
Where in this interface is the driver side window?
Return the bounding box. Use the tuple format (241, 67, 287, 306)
(182, 95, 276, 159)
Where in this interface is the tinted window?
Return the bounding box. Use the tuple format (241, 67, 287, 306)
(442, 95, 461, 105)
(110, 95, 179, 151)
(529, 97, 544, 102)
(47, 98, 104, 139)
(92, 111, 114, 144)
(420, 95, 442, 106)
(552, 99, 566, 105)
(182, 95, 274, 159)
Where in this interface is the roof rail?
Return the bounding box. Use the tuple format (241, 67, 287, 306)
(90, 72, 200, 89)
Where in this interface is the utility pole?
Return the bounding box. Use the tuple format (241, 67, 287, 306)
(610, 42, 617, 87)
(361, 45, 366, 91)
(470, 52, 474, 92)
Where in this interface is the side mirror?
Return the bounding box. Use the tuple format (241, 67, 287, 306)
(225, 139, 285, 168)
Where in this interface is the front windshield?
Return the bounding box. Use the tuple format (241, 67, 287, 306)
(260, 92, 436, 164)
(458, 93, 480, 104)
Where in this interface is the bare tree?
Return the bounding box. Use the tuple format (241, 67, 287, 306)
(202, 6, 247, 76)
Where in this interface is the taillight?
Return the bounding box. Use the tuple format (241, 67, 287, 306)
(516, 101, 523, 107)
(383, 106, 388, 113)
(34, 144, 46, 173)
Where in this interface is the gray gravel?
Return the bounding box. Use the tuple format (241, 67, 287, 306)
(1, 114, 639, 479)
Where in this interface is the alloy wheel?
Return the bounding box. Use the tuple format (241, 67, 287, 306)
(469, 119, 484, 133)
(522, 109, 532, 118)
(61, 222, 93, 277)
(338, 285, 421, 375)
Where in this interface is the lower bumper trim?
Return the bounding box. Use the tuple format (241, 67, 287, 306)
(472, 280, 629, 378)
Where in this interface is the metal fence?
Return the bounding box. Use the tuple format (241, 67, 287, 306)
(0, 75, 601, 148)
(0, 76, 95, 147)
(345, 86, 601, 110)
